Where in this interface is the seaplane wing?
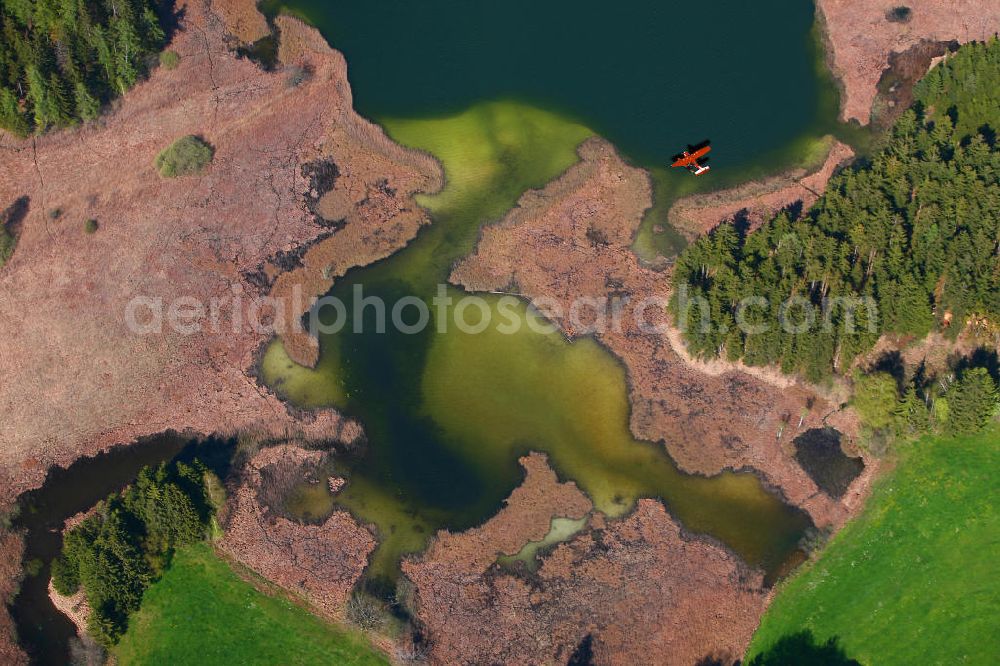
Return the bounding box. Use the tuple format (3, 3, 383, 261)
(670, 145, 711, 168)
(671, 143, 711, 175)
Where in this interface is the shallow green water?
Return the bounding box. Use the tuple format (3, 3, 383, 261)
(252, 0, 878, 586)
(499, 517, 591, 569)
(261, 102, 811, 581)
(264, 0, 867, 257)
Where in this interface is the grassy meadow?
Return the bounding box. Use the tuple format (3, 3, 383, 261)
(748, 427, 1000, 665)
(114, 543, 388, 665)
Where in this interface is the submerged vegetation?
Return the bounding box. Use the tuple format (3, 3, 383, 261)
(51, 459, 218, 647)
(263, 101, 810, 583)
(748, 427, 1000, 665)
(0, 0, 167, 135)
(115, 543, 388, 665)
(673, 38, 1000, 382)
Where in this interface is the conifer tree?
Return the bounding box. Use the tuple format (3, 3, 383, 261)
(944, 368, 999, 435)
(672, 38, 1000, 381)
(0, 0, 166, 133)
(0, 87, 28, 136)
(73, 81, 99, 120)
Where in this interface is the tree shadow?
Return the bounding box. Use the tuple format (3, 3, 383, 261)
(1, 195, 30, 236)
(911, 359, 932, 394)
(978, 123, 996, 147)
(733, 208, 753, 241)
(946, 104, 960, 129)
(747, 631, 860, 666)
(156, 1, 186, 44)
(567, 634, 594, 665)
(951, 347, 1000, 384)
(870, 349, 906, 392)
(782, 199, 805, 221)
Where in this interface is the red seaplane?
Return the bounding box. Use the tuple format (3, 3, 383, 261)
(671, 142, 711, 175)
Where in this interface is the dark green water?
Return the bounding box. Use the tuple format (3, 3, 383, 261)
(259, 0, 844, 588)
(268, 0, 836, 169)
(7, 3, 851, 661)
(260, 113, 818, 588)
(266, 0, 866, 257)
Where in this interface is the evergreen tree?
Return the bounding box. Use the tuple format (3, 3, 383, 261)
(0, 0, 167, 133)
(73, 81, 99, 121)
(894, 385, 930, 436)
(672, 38, 1000, 381)
(944, 368, 999, 435)
(52, 458, 216, 647)
(46, 72, 72, 125)
(25, 67, 51, 129)
(0, 87, 29, 136)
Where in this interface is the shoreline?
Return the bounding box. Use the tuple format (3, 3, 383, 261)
(0, 2, 441, 510)
(0, 0, 441, 660)
(666, 138, 855, 241)
(451, 137, 870, 528)
(444, 134, 877, 663)
(403, 454, 769, 665)
(2, 0, 995, 662)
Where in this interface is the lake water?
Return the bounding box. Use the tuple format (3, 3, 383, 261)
(264, 0, 862, 258)
(7, 2, 855, 661)
(268, 0, 837, 168)
(258, 0, 843, 581)
(257, 0, 850, 585)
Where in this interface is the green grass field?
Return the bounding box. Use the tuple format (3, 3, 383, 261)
(114, 543, 388, 665)
(747, 427, 1000, 665)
